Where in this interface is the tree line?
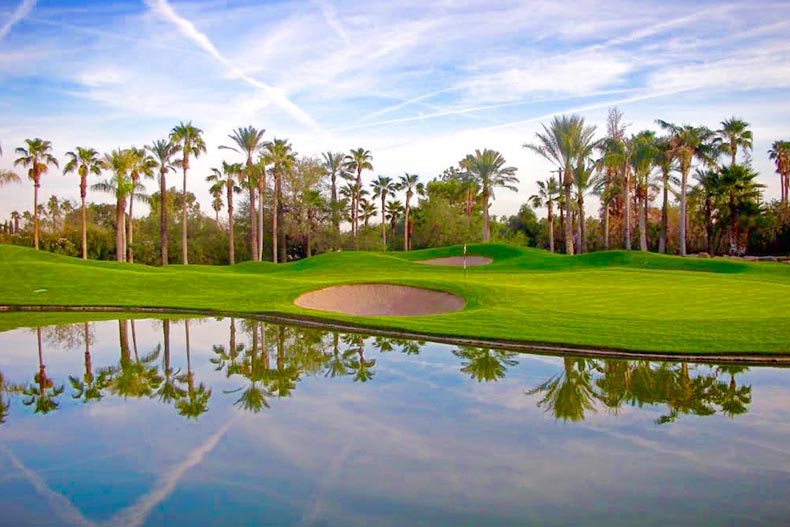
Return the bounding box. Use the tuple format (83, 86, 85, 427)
(1, 109, 789, 264)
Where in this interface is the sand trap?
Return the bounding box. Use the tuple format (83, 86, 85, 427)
(419, 256, 492, 266)
(294, 284, 465, 316)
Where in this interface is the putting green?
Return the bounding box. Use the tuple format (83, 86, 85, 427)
(0, 243, 788, 354)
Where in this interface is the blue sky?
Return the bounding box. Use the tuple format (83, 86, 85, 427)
(1, 0, 790, 219)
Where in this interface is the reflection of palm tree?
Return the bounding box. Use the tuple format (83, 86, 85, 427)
(0, 369, 17, 424)
(713, 365, 751, 418)
(22, 327, 64, 414)
(452, 346, 517, 382)
(223, 320, 273, 413)
(156, 320, 185, 405)
(176, 320, 211, 419)
(593, 359, 632, 415)
(528, 358, 596, 422)
(325, 333, 352, 378)
(343, 334, 375, 383)
(656, 363, 717, 424)
(69, 322, 109, 403)
(266, 326, 301, 395)
(107, 320, 163, 399)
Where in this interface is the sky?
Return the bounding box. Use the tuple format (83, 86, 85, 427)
(1, 0, 790, 221)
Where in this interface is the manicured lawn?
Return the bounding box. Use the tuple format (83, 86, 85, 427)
(1, 243, 789, 353)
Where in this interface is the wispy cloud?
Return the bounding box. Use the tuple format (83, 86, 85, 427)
(0, 0, 35, 41)
(144, 0, 319, 130)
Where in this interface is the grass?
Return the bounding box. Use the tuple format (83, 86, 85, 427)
(1, 242, 789, 354)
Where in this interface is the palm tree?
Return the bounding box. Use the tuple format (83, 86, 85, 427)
(718, 164, 763, 254)
(768, 140, 790, 205)
(210, 184, 223, 223)
(460, 149, 519, 244)
(371, 175, 397, 245)
(529, 176, 560, 252)
(629, 130, 659, 252)
(691, 168, 722, 255)
(525, 116, 596, 254)
(572, 161, 597, 252)
(127, 147, 157, 263)
(397, 173, 425, 250)
(385, 199, 404, 242)
(64, 147, 104, 259)
(597, 107, 628, 250)
(656, 121, 715, 256)
(170, 121, 207, 265)
(220, 126, 266, 261)
(344, 148, 373, 245)
(322, 151, 346, 239)
(207, 162, 242, 264)
(21, 327, 64, 414)
(262, 138, 296, 263)
(655, 137, 675, 253)
(147, 139, 177, 265)
(92, 149, 138, 262)
(716, 117, 752, 168)
(14, 138, 59, 250)
(359, 197, 377, 228)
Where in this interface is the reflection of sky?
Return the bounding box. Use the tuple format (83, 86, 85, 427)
(0, 318, 789, 526)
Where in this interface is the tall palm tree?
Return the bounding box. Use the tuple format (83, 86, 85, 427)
(322, 151, 346, 239)
(525, 115, 597, 255)
(629, 130, 659, 252)
(572, 161, 597, 253)
(262, 139, 297, 262)
(210, 184, 223, 223)
(207, 162, 242, 264)
(170, 121, 207, 265)
(359, 196, 377, 228)
(219, 126, 266, 261)
(397, 173, 424, 250)
(371, 175, 397, 246)
(460, 149, 519, 244)
(0, 145, 21, 192)
(529, 176, 560, 252)
(147, 139, 177, 265)
(14, 138, 59, 250)
(127, 147, 157, 263)
(344, 148, 373, 245)
(691, 168, 721, 255)
(64, 147, 105, 260)
(92, 149, 138, 262)
(655, 137, 675, 253)
(597, 107, 628, 250)
(768, 140, 790, 205)
(656, 121, 715, 256)
(716, 117, 752, 168)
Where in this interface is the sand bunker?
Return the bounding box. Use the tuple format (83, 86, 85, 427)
(419, 256, 492, 266)
(294, 284, 465, 316)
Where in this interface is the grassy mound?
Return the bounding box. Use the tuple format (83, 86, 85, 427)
(1, 243, 788, 354)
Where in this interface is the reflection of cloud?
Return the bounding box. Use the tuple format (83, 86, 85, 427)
(0, 444, 97, 527)
(108, 414, 238, 527)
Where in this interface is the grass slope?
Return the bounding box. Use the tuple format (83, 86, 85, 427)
(1, 243, 789, 354)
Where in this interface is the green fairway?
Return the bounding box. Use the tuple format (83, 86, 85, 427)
(1, 243, 788, 354)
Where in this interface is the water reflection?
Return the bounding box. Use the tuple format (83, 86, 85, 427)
(0, 316, 760, 427)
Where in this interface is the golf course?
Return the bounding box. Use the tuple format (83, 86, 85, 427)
(1, 242, 788, 355)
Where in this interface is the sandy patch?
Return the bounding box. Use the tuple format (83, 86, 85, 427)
(418, 256, 492, 266)
(294, 284, 465, 316)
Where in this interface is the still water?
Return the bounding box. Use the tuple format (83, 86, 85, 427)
(0, 316, 788, 526)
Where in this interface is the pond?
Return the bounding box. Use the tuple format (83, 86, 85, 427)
(0, 316, 788, 526)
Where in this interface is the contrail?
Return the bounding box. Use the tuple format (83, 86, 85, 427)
(145, 0, 319, 130)
(0, 0, 36, 41)
(107, 414, 239, 527)
(0, 444, 98, 527)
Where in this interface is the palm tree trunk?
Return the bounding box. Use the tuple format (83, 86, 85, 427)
(659, 169, 668, 254)
(547, 202, 554, 253)
(381, 195, 387, 246)
(81, 194, 88, 260)
(272, 174, 279, 263)
(563, 172, 574, 255)
(182, 163, 188, 265)
(559, 200, 565, 251)
(641, 187, 649, 251)
(623, 169, 631, 250)
(680, 167, 688, 256)
(638, 187, 648, 252)
(355, 170, 362, 245)
(160, 169, 168, 265)
(258, 175, 265, 261)
(404, 199, 411, 250)
(33, 177, 40, 250)
(482, 189, 490, 243)
(248, 175, 258, 262)
(116, 199, 126, 262)
(128, 191, 135, 263)
(278, 181, 285, 262)
(227, 184, 235, 265)
(331, 174, 339, 237)
(579, 196, 587, 253)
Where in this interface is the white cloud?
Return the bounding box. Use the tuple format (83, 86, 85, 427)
(0, 0, 35, 41)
